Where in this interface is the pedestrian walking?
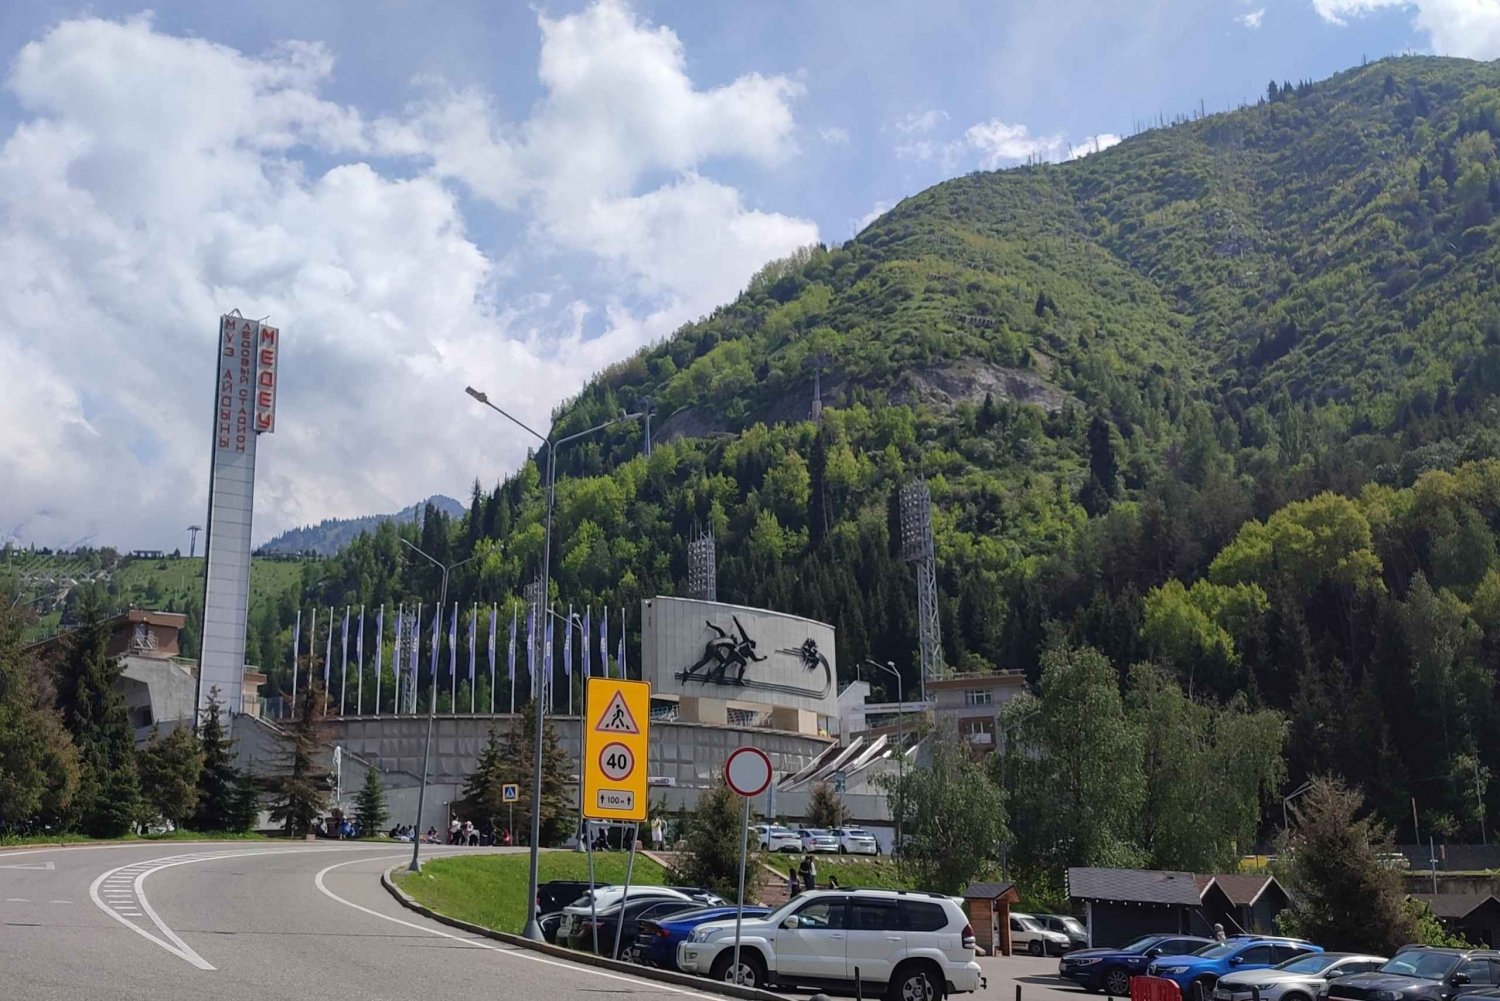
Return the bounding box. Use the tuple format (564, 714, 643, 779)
(651, 816, 664, 851)
(788, 863, 800, 897)
(1213, 923, 1226, 942)
(800, 853, 816, 891)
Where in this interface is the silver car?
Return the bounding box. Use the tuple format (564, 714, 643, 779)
(1214, 952, 1387, 1001)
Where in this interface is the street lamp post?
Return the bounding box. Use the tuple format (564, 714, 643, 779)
(400, 538, 476, 873)
(861, 659, 904, 856)
(1282, 780, 1314, 833)
(466, 385, 641, 941)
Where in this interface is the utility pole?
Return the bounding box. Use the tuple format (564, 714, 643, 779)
(187, 525, 202, 559)
(640, 396, 655, 457)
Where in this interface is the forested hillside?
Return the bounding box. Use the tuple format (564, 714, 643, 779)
(293, 56, 1500, 843)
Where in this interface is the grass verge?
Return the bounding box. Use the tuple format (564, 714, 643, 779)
(760, 854, 916, 892)
(394, 851, 670, 934)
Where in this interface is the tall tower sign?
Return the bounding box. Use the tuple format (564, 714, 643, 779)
(197, 313, 279, 724)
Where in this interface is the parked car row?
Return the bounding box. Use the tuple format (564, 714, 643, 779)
(1060, 932, 1500, 1001)
(749, 824, 882, 854)
(539, 879, 986, 999)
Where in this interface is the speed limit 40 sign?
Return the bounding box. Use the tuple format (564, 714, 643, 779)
(582, 677, 650, 821)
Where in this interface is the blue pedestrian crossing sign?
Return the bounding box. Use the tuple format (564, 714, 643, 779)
(502, 783, 519, 803)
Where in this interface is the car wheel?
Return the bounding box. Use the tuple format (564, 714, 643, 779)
(1029, 939, 1043, 956)
(710, 950, 766, 989)
(888, 961, 945, 1001)
(1103, 967, 1132, 997)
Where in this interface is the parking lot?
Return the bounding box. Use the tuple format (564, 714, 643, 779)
(978, 954, 1097, 1001)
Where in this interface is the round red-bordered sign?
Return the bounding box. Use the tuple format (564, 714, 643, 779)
(599, 742, 634, 782)
(724, 746, 773, 798)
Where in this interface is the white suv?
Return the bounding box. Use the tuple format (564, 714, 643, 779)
(677, 888, 985, 999)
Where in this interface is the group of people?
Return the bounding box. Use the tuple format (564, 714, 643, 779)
(788, 854, 838, 896)
(582, 816, 671, 852)
(446, 817, 513, 846)
(386, 824, 438, 843)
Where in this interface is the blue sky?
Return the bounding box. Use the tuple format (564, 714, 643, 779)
(0, 1, 1474, 549)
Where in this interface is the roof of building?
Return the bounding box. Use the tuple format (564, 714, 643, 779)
(1410, 893, 1500, 919)
(964, 881, 1019, 901)
(1067, 867, 1204, 906)
(925, 672, 1028, 691)
(1204, 874, 1283, 907)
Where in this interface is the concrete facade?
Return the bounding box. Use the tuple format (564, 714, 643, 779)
(926, 671, 1029, 750)
(642, 596, 837, 731)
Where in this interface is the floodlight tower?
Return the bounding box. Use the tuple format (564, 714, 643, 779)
(899, 479, 943, 699)
(687, 528, 717, 602)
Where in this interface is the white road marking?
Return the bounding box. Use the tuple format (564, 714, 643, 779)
(87, 845, 420, 972)
(0, 860, 56, 870)
(5, 897, 29, 902)
(312, 855, 724, 1001)
(48, 900, 71, 904)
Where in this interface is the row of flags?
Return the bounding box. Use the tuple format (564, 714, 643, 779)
(287, 602, 629, 717)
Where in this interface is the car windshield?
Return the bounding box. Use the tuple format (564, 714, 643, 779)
(1017, 917, 1042, 932)
(806, 829, 829, 837)
(847, 829, 871, 837)
(1195, 942, 1240, 959)
(1276, 955, 1340, 974)
(1122, 936, 1167, 954)
(769, 827, 794, 835)
(1378, 952, 1459, 980)
(1061, 917, 1085, 933)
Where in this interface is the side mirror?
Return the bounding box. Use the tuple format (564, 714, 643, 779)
(1230, 957, 1244, 966)
(1451, 973, 1471, 987)
(1146, 949, 1162, 959)
(782, 916, 800, 930)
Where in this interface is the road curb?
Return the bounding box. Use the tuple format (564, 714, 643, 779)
(380, 867, 784, 1001)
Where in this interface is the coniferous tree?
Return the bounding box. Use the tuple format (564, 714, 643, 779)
(0, 597, 80, 832)
(458, 725, 509, 834)
(354, 768, 389, 836)
(1274, 777, 1415, 954)
(680, 779, 744, 899)
(268, 683, 331, 838)
(806, 782, 849, 830)
(54, 597, 141, 837)
(137, 724, 203, 829)
(193, 687, 249, 831)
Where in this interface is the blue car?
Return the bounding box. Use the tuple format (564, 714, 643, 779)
(633, 905, 771, 970)
(1148, 937, 1323, 1001)
(1060, 935, 1215, 996)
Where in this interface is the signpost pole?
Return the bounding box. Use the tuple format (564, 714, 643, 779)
(586, 819, 599, 956)
(723, 745, 772, 987)
(731, 796, 750, 985)
(613, 821, 639, 961)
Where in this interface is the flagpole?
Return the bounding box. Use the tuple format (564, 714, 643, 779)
(470, 602, 477, 715)
(509, 606, 518, 716)
(357, 605, 365, 715)
(412, 602, 422, 714)
(375, 605, 385, 718)
(290, 609, 301, 720)
(489, 603, 497, 715)
(324, 607, 333, 713)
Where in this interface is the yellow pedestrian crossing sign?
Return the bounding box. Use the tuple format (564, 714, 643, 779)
(595, 689, 641, 734)
(583, 677, 650, 821)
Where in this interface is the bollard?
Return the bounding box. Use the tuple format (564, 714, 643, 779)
(1017, 985, 1023, 1001)
(856, 966, 862, 1001)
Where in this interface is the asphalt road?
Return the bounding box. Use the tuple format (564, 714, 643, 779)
(0, 841, 742, 1001)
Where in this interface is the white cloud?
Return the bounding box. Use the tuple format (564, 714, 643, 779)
(0, 3, 817, 548)
(1070, 133, 1124, 159)
(964, 119, 1068, 167)
(819, 126, 851, 145)
(894, 108, 949, 135)
(1237, 7, 1267, 28)
(1312, 0, 1500, 59)
(855, 200, 896, 233)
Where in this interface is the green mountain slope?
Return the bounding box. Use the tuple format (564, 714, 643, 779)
(298, 56, 1500, 840)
